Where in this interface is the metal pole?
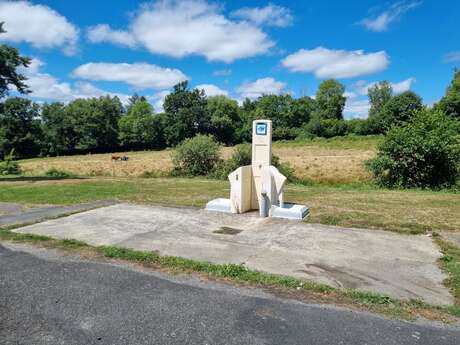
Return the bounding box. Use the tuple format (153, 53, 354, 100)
(260, 190, 268, 217)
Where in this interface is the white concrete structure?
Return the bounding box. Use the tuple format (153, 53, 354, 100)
(206, 120, 309, 220)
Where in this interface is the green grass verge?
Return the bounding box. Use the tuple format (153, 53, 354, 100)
(1, 176, 460, 234)
(0, 225, 458, 322)
(436, 237, 460, 307)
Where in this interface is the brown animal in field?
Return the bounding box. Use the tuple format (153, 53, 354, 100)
(111, 155, 129, 161)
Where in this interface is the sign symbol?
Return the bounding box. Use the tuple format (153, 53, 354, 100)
(256, 123, 267, 135)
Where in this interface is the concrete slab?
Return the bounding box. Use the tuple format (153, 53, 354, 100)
(13, 203, 453, 305)
(0, 200, 117, 227)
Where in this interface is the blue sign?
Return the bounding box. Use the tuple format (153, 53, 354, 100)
(256, 122, 267, 135)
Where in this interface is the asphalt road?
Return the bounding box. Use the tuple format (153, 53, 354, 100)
(1, 243, 459, 345)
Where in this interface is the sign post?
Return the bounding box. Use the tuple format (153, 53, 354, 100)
(206, 120, 309, 220)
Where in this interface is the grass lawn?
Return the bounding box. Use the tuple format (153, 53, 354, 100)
(1, 176, 459, 235)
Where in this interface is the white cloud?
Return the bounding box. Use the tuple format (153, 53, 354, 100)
(148, 90, 171, 113)
(19, 58, 129, 103)
(213, 69, 232, 76)
(282, 47, 389, 79)
(87, 24, 137, 48)
(86, 0, 274, 63)
(196, 84, 228, 97)
(443, 51, 460, 63)
(72, 82, 130, 104)
(232, 4, 293, 27)
(360, 1, 422, 32)
(344, 99, 371, 119)
(237, 77, 286, 100)
(344, 91, 357, 99)
(346, 78, 416, 98)
(0, 1, 78, 55)
(72, 63, 188, 90)
(391, 78, 416, 94)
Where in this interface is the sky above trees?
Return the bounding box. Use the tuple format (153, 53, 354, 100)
(0, 0, 459, 119)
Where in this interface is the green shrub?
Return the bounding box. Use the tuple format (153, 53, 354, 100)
(0, 149, 22, 175)
(172, 134, 221, 176)
(212, 143, 298, 182)
(229, 143, 252, 166)
(211, 143, 251, 179)
(367, 108, 460, 188)
(303, 118, 348, 138)
(346, 118, 383, 136)
(271, 154, 298, 183)
(44, 168, 73, 178)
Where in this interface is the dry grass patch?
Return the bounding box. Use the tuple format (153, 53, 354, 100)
(19, 136, 381, 184)
(273, 146, 374, 183)
(20, 150, 173, 177)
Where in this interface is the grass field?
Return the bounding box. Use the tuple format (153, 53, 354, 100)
(1, 176, 459, 234)
(19, 135, 381, 184)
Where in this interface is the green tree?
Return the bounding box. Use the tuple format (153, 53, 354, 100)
(237, 98, 257, 143)
(368, 108, 460, 188)
(118, 99, 166, 150)
(163, 81, 210, 146)
(0, 97, 42, 159)
(379, 91, 423, 129)
(314, 79, 346, 120)
(368, 81, 393, 118)
(66, 96, 123, 152)
(253, 95, 296, 140)
(303, 117, 348, 138)
(292, 96, 315, 127)
(41, 102, 77, 155)
(438, 69, 460, 120)
(207, 95, 241, 145)
(125, 93, 147, 113)
(0, 22, 31, 97)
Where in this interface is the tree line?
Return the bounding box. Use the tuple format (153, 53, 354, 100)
(1, 71, 460, 160)
(1, 18, 459, 160)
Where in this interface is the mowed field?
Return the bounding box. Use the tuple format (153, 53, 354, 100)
(19, 136, 380, 183)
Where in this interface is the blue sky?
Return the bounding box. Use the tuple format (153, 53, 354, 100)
(0, 0, 459, 118)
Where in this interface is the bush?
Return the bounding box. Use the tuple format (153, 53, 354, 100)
(271, 154, 298, 183)
(211, 143, 251, 179)
(44, 168, 73, 178)
(212, 143, 298, 182)
(172, 134, 221, 176)
(0, 149, 22, 175)
(367, 109, 460, 188)
(303, 118, 348, 138)
(346, 118, 383, 136)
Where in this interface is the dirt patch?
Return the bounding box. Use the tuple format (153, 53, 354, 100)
(213, 226, 244, 235)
